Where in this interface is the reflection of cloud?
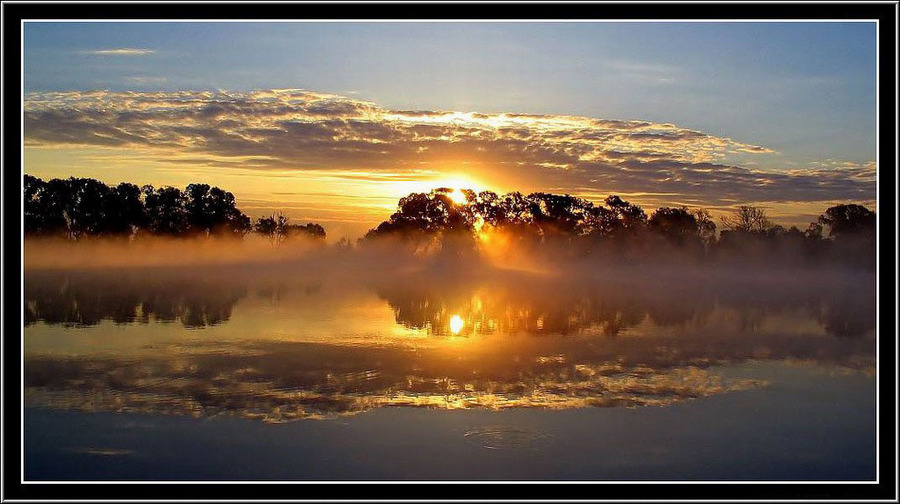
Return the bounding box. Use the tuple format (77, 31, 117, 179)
(23, 89, 875, 205)
(24, 265, 874, 424)
(25, 361, 767, 423)
(66, 447, 136, 456)
(84, 48, 156, 56)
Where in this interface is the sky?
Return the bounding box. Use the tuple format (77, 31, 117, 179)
(23, 21, 877, 240)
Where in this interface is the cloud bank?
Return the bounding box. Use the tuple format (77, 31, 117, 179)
(24, 89, 875, 207)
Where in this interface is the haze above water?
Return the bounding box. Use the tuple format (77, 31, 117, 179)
(23, 241, 876, 480)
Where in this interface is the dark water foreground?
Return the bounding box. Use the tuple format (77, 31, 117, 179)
(22, 262, 876, 481)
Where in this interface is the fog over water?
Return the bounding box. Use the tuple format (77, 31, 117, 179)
(23, 237, 875, 424)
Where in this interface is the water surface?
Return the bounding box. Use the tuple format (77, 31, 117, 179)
(23, 262, 876, 480)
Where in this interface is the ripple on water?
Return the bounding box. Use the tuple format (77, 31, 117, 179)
(463, 426, 554, 450)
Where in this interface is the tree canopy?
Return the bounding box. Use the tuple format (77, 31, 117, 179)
(23, 175, 875, 269)
(362, 187, 875, 269)
(23, 175, 320, 242)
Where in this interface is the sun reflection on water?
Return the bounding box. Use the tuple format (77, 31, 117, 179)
(23, 267, 875, 424)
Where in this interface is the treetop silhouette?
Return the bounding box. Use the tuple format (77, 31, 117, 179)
(24, 175, 322, 243)
(24, 174, 875, 268)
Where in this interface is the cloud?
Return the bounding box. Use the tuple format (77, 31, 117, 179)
(126, 76, 168, 84)
(23, 89, 875, 207)
(84, 48, 156, 56)
(606, 60, 683, 86)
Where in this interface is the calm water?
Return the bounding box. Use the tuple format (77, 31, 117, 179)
(23, 261, 876, 480)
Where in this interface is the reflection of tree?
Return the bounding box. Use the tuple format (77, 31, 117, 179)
(25, 303, 874, 423)
(24, 269, 875, 423)
(375, 272, 874, 339)
(811, 285, 875, 339)
(25, 271, 247, 328)
(376, 276, 713, 337)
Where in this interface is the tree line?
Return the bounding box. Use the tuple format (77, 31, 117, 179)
(363, 188, 876, 268)
(24, 176, 875, 268)
(24, 175, 325, 242)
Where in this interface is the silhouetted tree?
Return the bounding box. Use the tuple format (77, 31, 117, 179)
(23, 175, 318, 242)
(818, 204, 875, 268)
(25, 175, 873, 270)
(142, 185, 190, 235)
(470, 190, 504, 227)
(603, 195, 647, 239)
(818, 204, 875, 239)
(805, 222, 824, 240)
(103, 182, 147, 235)
(67, 177, 111, 238)
(693, 209, 717, 248)
(185, 183, 252, 236)
(580, 205, 618, 239)
(528, 193, 591, 239)
(649, 207, 699, 246)
(284, 222, 327, 241)
(255, 212, 290, 243)
(24, 175, 50, 236)
(720, 205, 771, 234)
(34, 177, 73, 237)
(365, 189, 474, 240)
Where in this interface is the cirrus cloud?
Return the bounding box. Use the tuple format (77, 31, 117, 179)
(83, 48, 156, 56)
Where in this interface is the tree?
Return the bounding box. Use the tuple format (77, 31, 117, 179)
(284, 222, 326, 241)
(24, 175, 48, 235)
(720, 206, 771, 233)
(817, 204, 875, 269)
(67, 177, 111, 238)
(365, 189, 475, 240)
(693, 209, 717, 246)
(185, 183, 252, 236)
(528, 193, 590, 238)
(470, 191, 503, 227)
(255, 212, 289, 243)
(36, 177, 74, 237)
(805, 222, 824, 240)
(142, 185, 190, 235)
(818, 204, 875, 238)
(103, 182, 147, 235)
(605, 195, 647, 235)
(649, 207, 699, 245)
(580, 205, 618, 238)
(23, 175, 283, 240)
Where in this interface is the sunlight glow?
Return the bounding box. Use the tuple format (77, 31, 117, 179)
(449, 314, 465, 335)
(448, 189, 468, 205)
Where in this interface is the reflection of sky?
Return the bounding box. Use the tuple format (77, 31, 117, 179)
(26, 365, 877, 481)
(22, 22, 877, 238)
(24, 266, 875, 422)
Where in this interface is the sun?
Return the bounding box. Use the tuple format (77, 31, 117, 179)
(449, 314, 465, 335)
(447, 188, 468, 205)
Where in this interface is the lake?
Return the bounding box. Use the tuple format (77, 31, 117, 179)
(22, 258, 876, 481)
